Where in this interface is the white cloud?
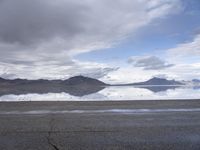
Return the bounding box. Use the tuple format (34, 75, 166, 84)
(101, 62, 200, 84)
(101, 33, 200, 83)
(0, 60, 118, 80)
(168, 34, 200, 58)
(163, 63, 200, 81)
(101, 67, 156, 84)
(157, 34, 200, 80)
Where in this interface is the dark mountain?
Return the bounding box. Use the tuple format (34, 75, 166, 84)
(192, 79, 200, 83)
(0, 76, 106, 86)
(0, 77, 7, 82)
(63, 76, 106, 86)
(132, 77, 183, 86)
(0, 76, 184, 97)
(0, 76, 106, 97)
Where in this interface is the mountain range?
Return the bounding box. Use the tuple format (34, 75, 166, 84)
(0, 76, 189, 97)
(0, 75, 106, 86)
(113, 77, 183, 86)
(0, 76, 106, 97)
(132, 77, 183, 85)
(0, 76, 184, 86)
(192, 79, 200, 83)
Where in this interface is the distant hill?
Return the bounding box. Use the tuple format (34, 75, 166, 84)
(0, 76, 106, 86)
(0, 76, 185, 97)
(0, 77, 7, 82)
(181, 79, 200, 86)
(192, 79, 200, 83)
(63, 76, 106, 86)
(132, 77, 183, 86)
(0, 76, 107, 97)
(0, 76, 184, 86)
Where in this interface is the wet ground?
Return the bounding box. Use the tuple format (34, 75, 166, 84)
(0, 100, 200, 150)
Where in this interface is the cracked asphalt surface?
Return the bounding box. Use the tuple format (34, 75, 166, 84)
(0, 100, 200, 150)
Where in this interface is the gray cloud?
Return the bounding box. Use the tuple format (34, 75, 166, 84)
(0, 73, 16, 79)
(0, 0, 181, 79)
(128, 56, 174, 70)
(0, 0, 88, 45)
(0, 0, 181, 52)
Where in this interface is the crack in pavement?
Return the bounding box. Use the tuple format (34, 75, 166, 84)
(47, 131, 60, 150)
(46, 116, 60, 150)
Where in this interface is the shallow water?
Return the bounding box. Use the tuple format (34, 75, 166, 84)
(1, 108, 200, 115)
(0, 86, 200, 101)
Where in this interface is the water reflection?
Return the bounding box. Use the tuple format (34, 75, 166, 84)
(136, 86, 179, 93)
(0, 85, 105, 97)
(0, 85, 200, 101)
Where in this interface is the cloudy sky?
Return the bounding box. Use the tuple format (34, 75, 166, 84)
(0, 0, 200, 83)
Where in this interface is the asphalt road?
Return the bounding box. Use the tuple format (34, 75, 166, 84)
(0, 100, 200, 150)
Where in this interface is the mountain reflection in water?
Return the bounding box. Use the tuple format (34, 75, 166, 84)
(0, 83, 183, 97)
(1, 84, 200, 101)
(0, 85, 105, 97)
(1, 76, 193, 100)
(136, 86, 179, 93)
